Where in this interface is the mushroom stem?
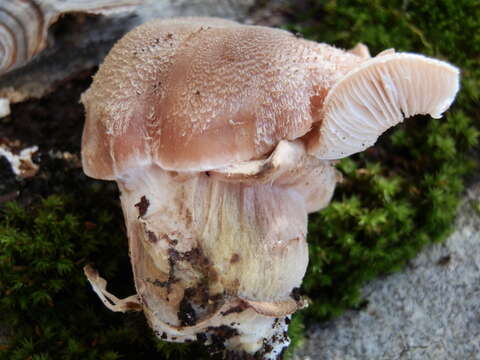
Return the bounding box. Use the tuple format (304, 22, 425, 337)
(111, 165, 310, 356)
(79, 16, 460, 358)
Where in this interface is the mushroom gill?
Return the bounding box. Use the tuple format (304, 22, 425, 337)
(307, 53, 460, 159)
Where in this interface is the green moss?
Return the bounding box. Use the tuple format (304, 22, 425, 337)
(282, 314, 306, 359)
(284, 0, 480, 329)
(0, 191, 207, 360)
(471, 199, 480, 217)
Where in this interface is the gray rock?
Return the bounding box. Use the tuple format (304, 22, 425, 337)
(294, 184, 480, 360)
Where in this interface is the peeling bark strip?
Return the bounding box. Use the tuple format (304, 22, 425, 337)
(0, 0, 140, 76)
(134, 195, 149, 217)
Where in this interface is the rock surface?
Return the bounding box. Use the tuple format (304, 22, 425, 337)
(294, 184, 480, 360)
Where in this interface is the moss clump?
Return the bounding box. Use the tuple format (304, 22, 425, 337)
(0, 191, 205, 360)
(285, 0, 479, 325)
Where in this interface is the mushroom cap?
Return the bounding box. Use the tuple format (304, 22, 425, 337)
(306, 53, 460, 159)
(81, 17, 362, 179)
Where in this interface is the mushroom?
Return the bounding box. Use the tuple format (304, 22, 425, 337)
(81, 17, 459, 359)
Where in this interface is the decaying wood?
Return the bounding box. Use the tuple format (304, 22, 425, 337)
(0, 0, 141, 76)
(0, 0, 254, 106)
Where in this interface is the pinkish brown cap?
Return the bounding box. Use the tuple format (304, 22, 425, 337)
(81, 17, 362, 179)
